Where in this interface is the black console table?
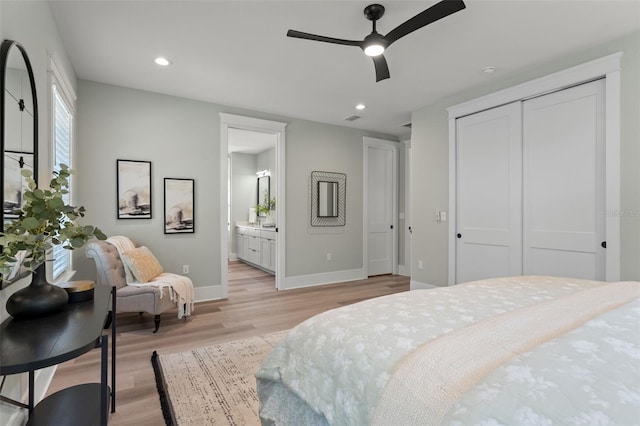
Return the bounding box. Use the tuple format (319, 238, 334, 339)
(0, 284, 116, 425)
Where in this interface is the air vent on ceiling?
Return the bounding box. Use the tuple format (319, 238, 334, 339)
(344, 115, 361, 122)
(402, 122, 412, 128)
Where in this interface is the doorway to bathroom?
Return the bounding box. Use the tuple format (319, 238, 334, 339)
(219, 114, 286, 297)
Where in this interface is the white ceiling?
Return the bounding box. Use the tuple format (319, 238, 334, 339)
(49, 0, 640, 138)
(228, 128, 275, 154)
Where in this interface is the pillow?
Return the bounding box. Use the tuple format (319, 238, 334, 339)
(121, 246, 163, 283)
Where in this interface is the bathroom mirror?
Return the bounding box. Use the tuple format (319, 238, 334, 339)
(257, 175, 270, 217)
(318, 181, 338, 217)
(1, 39, 39, 287)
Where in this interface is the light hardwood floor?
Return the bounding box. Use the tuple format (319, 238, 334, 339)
(47, 261, 409, 425)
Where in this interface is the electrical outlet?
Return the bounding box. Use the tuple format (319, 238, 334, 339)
(183, 265, 189, 275)
(418, 260, 424, 270)
(326, 253, 332, 261)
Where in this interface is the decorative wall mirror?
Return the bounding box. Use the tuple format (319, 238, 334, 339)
(257, 175, 270, 217)
(311, 171, 346, 227)
(1, 39, 39, 287)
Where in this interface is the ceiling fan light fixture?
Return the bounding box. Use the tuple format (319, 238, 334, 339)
(286, 0, 466, 81)
(364, 43, 385, 57)
(154, 57, 172, 66)
(363, 32, 386, 57)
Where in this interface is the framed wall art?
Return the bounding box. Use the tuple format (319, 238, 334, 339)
(117, 159, 152, 219)
(164, 178, 195, 234)
(3, 151, 34, 219)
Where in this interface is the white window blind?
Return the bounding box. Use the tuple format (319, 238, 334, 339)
(52, 84, 73, 280)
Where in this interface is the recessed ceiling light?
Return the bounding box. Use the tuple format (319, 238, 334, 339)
(482, 66, 496, 74)
(355, 104, 366, 110)
(154, 57, 172, 66)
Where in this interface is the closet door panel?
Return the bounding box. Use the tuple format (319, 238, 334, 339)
(523, 79, 605, 280)
(455, 102, 522, 283)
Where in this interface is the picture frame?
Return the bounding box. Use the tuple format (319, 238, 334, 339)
(310, 171, 346, 227)
(117, 159, 152, 219)
(164, 178, 195, 234)
(3, 151, 34, 219)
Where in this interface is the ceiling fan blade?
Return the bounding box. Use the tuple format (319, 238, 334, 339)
(372, 54, 390, 82)
(287, 30, 362, 47)
(384, 0, 466, 46)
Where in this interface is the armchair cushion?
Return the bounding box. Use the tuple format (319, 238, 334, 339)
(121, 246, 163, 283)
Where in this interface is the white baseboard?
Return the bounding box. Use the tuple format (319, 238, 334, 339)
(229, 252, 238, 261)
(410, 280, 440, 290)
(283, 268, 366, 290)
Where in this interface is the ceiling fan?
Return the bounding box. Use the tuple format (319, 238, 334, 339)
(287, 0, 466, 82)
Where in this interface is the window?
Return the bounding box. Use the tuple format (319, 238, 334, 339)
(51, 85, 73, 280)
(49, 53, 77, 282)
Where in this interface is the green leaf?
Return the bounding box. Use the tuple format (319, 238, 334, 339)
(70, 237, 85, 248)
(49, 197, 65, 210)
(22, 217, 40, 230)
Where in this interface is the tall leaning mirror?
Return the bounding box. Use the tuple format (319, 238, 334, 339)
(1, 39, 39, 287)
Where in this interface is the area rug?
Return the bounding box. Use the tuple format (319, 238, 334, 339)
(151, 330, 289, 426)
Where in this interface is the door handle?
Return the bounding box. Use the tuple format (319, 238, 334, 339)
(601, 241, 606, 248)
(457, 233, 462, 239)
(390, 225, 393, 230)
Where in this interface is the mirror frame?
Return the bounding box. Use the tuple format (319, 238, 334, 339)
(310, 170, 346, 227)
(1, 39, 39, 287)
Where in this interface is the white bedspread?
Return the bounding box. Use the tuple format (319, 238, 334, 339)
(256, 276, 640, 425)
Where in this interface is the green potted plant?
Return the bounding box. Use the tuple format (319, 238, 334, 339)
(0, 165, 106, 318)
(256, 190, 276, 224)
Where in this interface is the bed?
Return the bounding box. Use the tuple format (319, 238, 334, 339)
(255, 276, 640, 425)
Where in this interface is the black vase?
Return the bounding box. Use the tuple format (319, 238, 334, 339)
(6, 263, 69, 319)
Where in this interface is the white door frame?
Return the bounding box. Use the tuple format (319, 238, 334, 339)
(220, 113, 287, 296)
(399, 139, 412, 277)
(447, 52, 622, 284)
(363, 136, 399, 276)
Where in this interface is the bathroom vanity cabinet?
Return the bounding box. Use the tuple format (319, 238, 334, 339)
(236, 225, 276, 274)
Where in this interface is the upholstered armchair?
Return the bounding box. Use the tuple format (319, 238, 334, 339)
(86, 240, 176, 333)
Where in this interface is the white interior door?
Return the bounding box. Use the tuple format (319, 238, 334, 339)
(456, 102, 522, 283)
(523, 79, 605, 280)
(367, 142, 396, 276)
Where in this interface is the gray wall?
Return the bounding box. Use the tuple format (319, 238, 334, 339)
(72, 80, 397, 289)
(410, 30, 640, 285)
(287, 121, 368, 276)
(73, 81, 222, 288)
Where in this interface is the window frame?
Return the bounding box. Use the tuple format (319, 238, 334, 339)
(48, 52, 77, 283)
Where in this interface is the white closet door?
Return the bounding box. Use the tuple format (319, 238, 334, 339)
(523, 79, 605, 280)
(456, 102, 522, 283)
(367, 144, 395, 276)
